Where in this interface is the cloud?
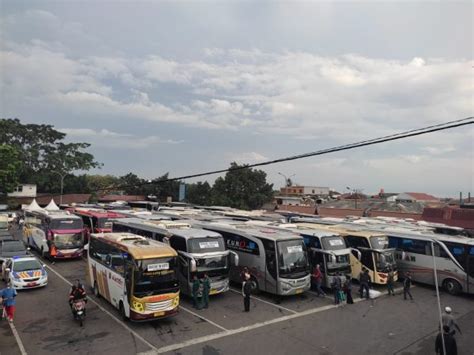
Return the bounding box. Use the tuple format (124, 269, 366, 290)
(229, 152, 269, 164)
(59, 128, 183, 149)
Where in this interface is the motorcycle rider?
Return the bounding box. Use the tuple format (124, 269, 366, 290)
(69, 279, 87, 317)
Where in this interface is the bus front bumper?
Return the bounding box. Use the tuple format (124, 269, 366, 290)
(278, 275, 311, 296)
(130, 307, 179, 321)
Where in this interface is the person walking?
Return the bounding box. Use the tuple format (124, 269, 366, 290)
(331, 273, 343, 305)
(242, 273, 252, 312)
(359, 268, 370, 300)
(403, 271, 413, 300)
(0, 282, 17, 322)
(312, 264, 326, 297)
(387, 267, 395, 296)
(442, 307, 462, 334)
(201, 273, 211, 309)
(344, 274, 354, 304)
(192, 275, 202, 310)
(435, 325, 457, 355)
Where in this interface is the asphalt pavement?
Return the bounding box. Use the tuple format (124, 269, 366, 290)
(1, 227, 473, 355)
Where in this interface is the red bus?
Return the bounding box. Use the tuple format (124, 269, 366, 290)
(69, 208, 126, 242)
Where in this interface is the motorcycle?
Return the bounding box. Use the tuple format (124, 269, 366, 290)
(72, 299, 86, 327)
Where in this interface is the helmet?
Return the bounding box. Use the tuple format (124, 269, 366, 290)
(445, 306, 452, 313)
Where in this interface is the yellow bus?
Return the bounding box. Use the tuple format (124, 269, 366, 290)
(88, 233, 180, 321)
(300, 224, 398, 285)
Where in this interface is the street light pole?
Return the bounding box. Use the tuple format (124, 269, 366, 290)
(278, 172, 295, 187)
(431, 241, 446, 355)
(52, 171, 66, 205)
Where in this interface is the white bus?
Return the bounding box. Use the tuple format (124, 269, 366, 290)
(24, 210, 84, 259)
(198, 222, 311, 296)
(279, 224, 353, 288)
(88, 233, 180, 321)
(386, 230, 474, 295)
(112, 218, 238, 296)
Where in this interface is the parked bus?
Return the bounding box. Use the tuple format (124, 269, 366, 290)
(69, 208, 126, 242)
(111, 218, 238, 296)
(364, 225, 474, 295)
(88, 232, 180, 321)
(198, 222, 311, 296)
(278, 224, 353, 288)
(24, 210, 84, 259)
(300, 224, 398, 285)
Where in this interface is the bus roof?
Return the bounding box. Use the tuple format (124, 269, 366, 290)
(199, 221, 303, 242)
(309, 224, 386, 238)
(90, 232, 177, 259)
(71, 208, 126, 218)
(26, 210, 82, 220)
(112, 218, 223, 240)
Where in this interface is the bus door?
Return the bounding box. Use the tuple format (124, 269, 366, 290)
(467, 247, 474, 294)
(261, 239, 277, 293)
(177, 253, 191, 295)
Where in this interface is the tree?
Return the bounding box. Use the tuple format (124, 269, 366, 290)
(119, 173, 145, 195)
(0, 144, 22, 194)
(0, 118, 101, 192)
(186, 181, 212, 205)
(211, 162, 274, 210)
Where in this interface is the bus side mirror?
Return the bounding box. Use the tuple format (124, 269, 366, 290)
(5, 268, 10, 273)
(230, 251, 239, 267)
(190, 259, 197, 273)
(330, 255, 336, 263)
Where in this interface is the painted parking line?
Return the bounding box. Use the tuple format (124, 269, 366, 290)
(9, 321, 28, 355)
(229, 287, 298, 314)
(179, 305, 229, 331)
(44, 264, 159, 354)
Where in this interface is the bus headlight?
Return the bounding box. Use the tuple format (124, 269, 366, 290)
(132, 300, 144, 312)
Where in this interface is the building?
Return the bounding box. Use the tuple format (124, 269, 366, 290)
(395, 192, 439, 203)
(279, 186, 330, 196)
(7, 184, 37, 198)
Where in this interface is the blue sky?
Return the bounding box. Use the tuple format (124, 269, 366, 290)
(1, 1, 472, 197)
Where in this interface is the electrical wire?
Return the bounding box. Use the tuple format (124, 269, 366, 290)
(99, 116, 474, 192)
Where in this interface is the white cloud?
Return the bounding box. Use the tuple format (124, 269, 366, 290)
(229, 152, 269, 164)
(58, 128, 183, 149)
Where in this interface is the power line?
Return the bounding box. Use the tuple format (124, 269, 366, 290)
(101, 116, 473, 192)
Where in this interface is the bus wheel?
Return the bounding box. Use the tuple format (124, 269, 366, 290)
(93, 282, 100, 298)
(443, 279, 461, 295)
(119, 302, 127, 322)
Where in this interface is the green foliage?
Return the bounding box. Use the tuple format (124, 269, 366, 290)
(0, 144, 22, 194)
(186, 181, 212, 205)
(211, 162, 274, 210)
(0, 118, 101, 192)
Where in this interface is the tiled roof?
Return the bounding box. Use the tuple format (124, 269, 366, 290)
(405, 192, 439, 201)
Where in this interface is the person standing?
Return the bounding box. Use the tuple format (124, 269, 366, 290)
(435, 325, 457, 355)
(331, 273, 343, 305)
(442, 307, 462, 334)
(192, 275, 202, 310)
(387, 267, 395, 296)
(344, 274, 354, 304)
(359, 268, 370, 300)
(312, 264, 326, 297)
(0, 282, 17, 322)
(201, 273, 211, 309)
(242, 274, 252, 312)
(403, 271, 413, 300)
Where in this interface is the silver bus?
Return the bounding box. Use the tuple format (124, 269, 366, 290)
(197, 222, 311, 296)
(112, 218, 238, 296)
(382, 229, 474, 295)
(278, 224, 352, 288)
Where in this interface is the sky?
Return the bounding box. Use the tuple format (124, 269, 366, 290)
(1, 1, 472, 198)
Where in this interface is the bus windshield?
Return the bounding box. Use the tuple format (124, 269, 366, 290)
(374, 251, 395, 271)
(277, 240, 308, 278)
(188, 237, 225, 253)
(50, 218, 83, 230)
(134, 257, 179, 297)
(97, 218, 113, 230)
(54, 234, 83, 249)
(321, 236, 346, 250)
(195, 255, 228, 277)
(370, 236, 390, 249)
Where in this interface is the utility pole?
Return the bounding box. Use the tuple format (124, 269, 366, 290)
(52, 171, 67, 205)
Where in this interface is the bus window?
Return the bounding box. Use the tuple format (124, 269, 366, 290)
(361, 250, 374, 271)
(170, 236, 187, 252)
(444, 242, 467, 267)
(345, 235, 370, 248)
(260, 239, 277, 280)
(400, 238, 429, 255)
(221, 231, 259, 255)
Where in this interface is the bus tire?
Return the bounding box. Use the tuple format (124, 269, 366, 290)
(119, 302, 127, 322)
(93, 282, 100, 298)
(443, 279, 461, 295)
